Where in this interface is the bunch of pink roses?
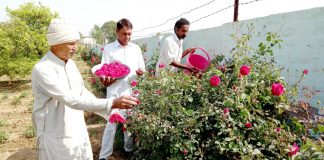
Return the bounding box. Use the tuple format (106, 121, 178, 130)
(109, 113, 126, 124)
(94, 62, 130, 79)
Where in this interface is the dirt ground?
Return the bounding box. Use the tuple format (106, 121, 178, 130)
(0, 54, 127, 160)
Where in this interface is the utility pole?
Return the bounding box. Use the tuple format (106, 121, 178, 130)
(234, 0, 239, 22)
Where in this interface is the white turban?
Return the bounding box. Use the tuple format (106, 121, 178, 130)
(46, 19, 80, 46)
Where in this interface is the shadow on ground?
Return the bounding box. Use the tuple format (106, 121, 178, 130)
(6, 148, 37, 160)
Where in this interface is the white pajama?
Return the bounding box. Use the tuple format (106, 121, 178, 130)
(97, 41, 145, 159)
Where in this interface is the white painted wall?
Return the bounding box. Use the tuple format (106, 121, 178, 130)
(135, 7, 324, 108)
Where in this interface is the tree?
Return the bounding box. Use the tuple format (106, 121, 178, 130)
(6, 2, 58, 34)
(0, 2, 58, 80)
(101, 21, 116, 43)
(90, 21, 117, 44)
(90, 24, 105, 44)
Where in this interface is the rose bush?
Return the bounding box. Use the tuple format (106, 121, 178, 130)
(78, 45, 107, 97)
(125, 32, 321, 159)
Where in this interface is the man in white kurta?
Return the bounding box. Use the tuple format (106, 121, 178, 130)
(97, 18, 145, 160)
(32, 19, 137, 160)
(156, 18, 196, 74)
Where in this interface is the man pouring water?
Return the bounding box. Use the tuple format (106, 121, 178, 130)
(155, 18, 197, 73)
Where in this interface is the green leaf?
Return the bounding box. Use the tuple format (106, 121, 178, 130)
(240, 108, 250, 119)
(224, 99, 232, 107)
(317, 124, 324, 133)
(214, 70, 223, 76)
(266, 35, 272, 41)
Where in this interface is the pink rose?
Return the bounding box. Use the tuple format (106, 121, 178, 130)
(288, 143, 299, 156)
(109, 113, 126, 124)
(216, 65, 226, 72)
(245, 122, 252, 128)
(182, 149, 188, 155)
(155, 89, 161, 95)
(303, 69, 308, 75)
(90, 78, 96, 85)
(136, 99, 141, 105)
(91, 56, 96, 64)
(271, 83, 285, 96)
(209, 75, 221, 87)
(100, 47, 104, 51)
(133, 90, 140, 95)
(240, 65, 250, 76)
(275, 127, 281, 133)
(131, 80, 138, 87)
(223, 108, 229, 116)
(159, 63, 165, 68)
(122, 126, 127, 132)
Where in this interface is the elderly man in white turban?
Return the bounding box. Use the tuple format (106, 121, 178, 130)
(31, 19, 138, 160)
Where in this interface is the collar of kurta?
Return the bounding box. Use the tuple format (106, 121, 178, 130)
(113, 40, 134, 48)
(47, 51, 69, 66)
(172, 33, 183, 46)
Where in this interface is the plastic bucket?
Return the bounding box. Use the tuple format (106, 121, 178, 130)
(185, 47, 210, 73)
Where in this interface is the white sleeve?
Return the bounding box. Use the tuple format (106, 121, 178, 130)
(32, 66, 112, 112)
(81, 87, 112, 120)
(160, 39, 176, 65)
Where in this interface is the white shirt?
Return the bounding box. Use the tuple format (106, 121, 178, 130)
(32, 51, 112, 160)
(100, 41, 145, 99)
(156, 33, 183, 73)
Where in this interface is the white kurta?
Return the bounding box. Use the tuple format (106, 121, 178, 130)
(32, 51, 112, 160)
(100, 41, 145, 98)
(97, 41, 145, 159)
(156, 33, 183, 73)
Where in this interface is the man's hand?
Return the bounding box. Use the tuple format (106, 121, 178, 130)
(182, 48, 196, 57)
(112, 96, 138, 109)
(100, 76, 116, 87)
(136, 68, 145, 76)
(187, 66, 199, 73)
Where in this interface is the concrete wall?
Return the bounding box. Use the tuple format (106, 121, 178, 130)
(135, 7, 324, 108)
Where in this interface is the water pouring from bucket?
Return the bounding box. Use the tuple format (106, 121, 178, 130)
(184, 47, 211, 75)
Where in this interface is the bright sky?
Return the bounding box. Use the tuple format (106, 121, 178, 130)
(1, 0, 324, 39)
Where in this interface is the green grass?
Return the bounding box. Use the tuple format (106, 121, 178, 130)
(1, 91, 9, 100)
(20, 91, 29, 98)
(27, 100, 34, 113)
(11, 96, 21, 105)
(11, 92, 29, 105)
(0, 119, 9, 127)
(0, 131, 9, 143)
(24, 125, 36, 138)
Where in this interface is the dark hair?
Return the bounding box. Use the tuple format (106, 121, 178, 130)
(174, 18, 190, 30)
(117, 18, 133, 31)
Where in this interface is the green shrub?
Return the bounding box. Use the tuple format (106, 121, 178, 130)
(128, 32, 304, 159)
(0, 119, 9, 127)
(0, 2, 57, 80)
(11, 96, 22, 105)
(24, 125, 36, 138)
(0, 131, 9, 143)
(1, 91, 9, 100)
